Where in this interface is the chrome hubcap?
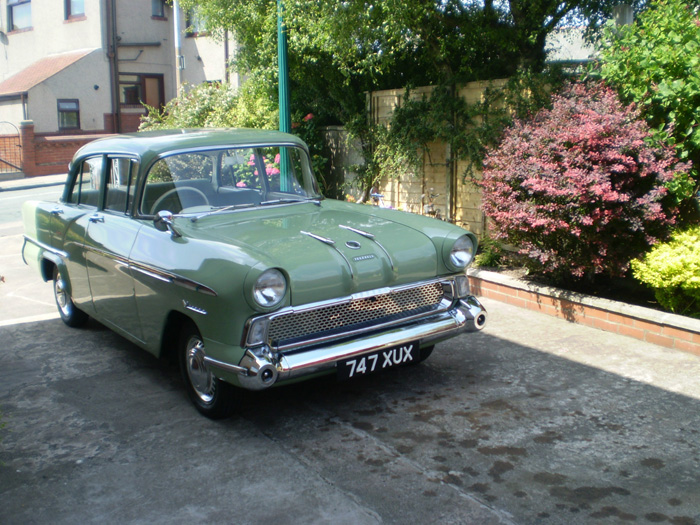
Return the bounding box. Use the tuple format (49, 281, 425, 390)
(54, 277, 71, 316)
(185, 337, 215, 404)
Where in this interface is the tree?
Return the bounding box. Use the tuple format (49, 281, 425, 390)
(596, 0, 700, 217)
(164, 1, 644, 196)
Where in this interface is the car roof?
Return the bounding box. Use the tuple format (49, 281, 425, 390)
(72, 128, 309, 166)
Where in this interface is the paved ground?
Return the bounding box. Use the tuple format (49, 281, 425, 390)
(1, 177, 699, 524)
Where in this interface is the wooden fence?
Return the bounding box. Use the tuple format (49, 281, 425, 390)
(368, 79, 508, 237)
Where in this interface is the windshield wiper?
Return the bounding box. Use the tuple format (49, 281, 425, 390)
(190, 202, 257, 222)
(261, 197, 322, 206)
(260, 198, 305, 205)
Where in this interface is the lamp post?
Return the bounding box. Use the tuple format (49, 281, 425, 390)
(277, 0, 292, 191)
(277, 0, 291, 133)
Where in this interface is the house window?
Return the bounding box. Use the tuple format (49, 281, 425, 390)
(119, 74, 164, 108)
(185, 9, 207, 37)
(151, 0, 165, 18)
(8, 0, 32, 31)
(65, 0, 84, 19)
(57, 99, 80, 130)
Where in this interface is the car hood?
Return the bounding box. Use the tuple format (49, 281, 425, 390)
(183, 201, 444, 305)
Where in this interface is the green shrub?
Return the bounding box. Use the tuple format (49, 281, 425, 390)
(474, 236, 508, 268)
(632, 226, 700, 318)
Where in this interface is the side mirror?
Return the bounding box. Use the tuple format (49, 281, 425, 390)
(154, 210, 182, 238)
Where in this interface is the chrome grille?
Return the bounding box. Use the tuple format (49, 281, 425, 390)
(268, 281, 445, 346)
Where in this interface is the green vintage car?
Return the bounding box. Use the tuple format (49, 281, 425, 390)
(22, 129, 486, 418)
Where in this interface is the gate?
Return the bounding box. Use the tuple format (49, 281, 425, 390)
(0, 122, 21, 173)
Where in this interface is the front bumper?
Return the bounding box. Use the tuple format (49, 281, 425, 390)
(203, 295, 486, 391)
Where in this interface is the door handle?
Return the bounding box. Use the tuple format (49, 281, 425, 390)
(89, 215, 105, 223)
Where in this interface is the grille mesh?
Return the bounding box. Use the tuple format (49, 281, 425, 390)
(268, 282, 445, 346)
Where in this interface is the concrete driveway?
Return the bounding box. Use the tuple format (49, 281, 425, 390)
(1, 296, 699, 524)
(1, 177, 699, 523)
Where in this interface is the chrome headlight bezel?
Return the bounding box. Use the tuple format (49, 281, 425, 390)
(252, 268, 287, 308)
(444, 234, 475, 271)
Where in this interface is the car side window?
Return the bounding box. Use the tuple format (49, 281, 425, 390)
(104, 157, 138, 214)
(142, 154, 214, 215)
(69, 157, 103, 207)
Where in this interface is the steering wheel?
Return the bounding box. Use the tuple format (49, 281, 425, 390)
(150, 187, 209, 215)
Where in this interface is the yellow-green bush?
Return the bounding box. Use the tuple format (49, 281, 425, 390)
(632, 226, 700, 318)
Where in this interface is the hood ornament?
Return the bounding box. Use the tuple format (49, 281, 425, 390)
(345, 240, 361, 250)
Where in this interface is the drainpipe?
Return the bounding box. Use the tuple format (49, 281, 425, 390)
(224, 30, 230, 84)
(106, 0, 120, 132)
(173, 0, 183, 93)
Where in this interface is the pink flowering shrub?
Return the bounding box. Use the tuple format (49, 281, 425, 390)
(481, 81, 688, 283)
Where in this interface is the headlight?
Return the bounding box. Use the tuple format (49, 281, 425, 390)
(253, 269, 286, 308)
(449, 235, 475, 269)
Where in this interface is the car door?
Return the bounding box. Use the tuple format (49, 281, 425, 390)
(83, 156, 145, 342)
(47, 156, 106, 313)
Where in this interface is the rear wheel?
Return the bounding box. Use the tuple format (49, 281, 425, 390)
(53, 267, 88, 328)
(179, 321, 236, 419)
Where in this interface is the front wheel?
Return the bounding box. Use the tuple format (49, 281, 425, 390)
(53, 267, 88, 328)
(409, 345, 434, 365)
(178, 322, 237, 419)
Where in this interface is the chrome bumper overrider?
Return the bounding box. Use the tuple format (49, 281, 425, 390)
(203, 296, 486, 391)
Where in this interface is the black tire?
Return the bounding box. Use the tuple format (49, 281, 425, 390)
(178, 321, 237, 419)
(413, 344, 434, 364)
(52, 267, 88, 328)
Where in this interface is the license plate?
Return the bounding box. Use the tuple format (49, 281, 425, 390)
(338, 341, 419, 380)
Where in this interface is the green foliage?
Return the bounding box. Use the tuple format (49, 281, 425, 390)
(140, 79, 277, 131)
(474, 236, 509, 268)
(369, 70, 564, 191)
(632, 226, 700, 318)
(596, 0, 700, 210)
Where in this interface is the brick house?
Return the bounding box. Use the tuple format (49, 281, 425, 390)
(0, 0, 239, 176)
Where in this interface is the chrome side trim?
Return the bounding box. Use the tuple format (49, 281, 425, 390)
(23, 235, 69, 260)
(301, 230, 355, 280)
(202, 355, 248, 376)
(339, 224, 395, 271)
(129, 261, 218, 297)
(183, 300, 208, 315)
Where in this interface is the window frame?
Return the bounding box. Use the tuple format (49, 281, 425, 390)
(118, 73, 165, 109)
(8, 0, 32, 32)
(185, 9, 207, 37)
(69, 156, 105, 208)
(57, 99, 81, 131)
(64, 0, 85, 20)
(151, 0, 165, 18)
(104, 156, 139, 215)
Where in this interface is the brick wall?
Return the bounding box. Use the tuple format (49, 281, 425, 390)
(468, 269, 700, 357)
(19, 120, 112, 177)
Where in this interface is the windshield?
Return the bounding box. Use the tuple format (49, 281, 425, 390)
(141, 145, 321, 216)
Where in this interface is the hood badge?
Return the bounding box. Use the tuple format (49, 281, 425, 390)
(353, 254, 375, 262)
(345, 240, 361, 250)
